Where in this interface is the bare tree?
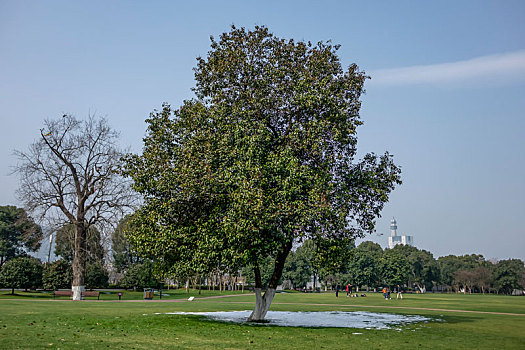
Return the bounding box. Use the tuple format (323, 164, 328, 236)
(15, 115, 135, 300)
(472, 266, 494, 294)
(454, 269, 476, 294)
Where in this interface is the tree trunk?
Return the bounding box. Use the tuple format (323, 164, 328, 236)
(72, 222, 87, 300)
(248, 288, 276, 322)
(248, 240, 292, 322)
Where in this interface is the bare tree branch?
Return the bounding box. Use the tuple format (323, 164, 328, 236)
(14, 114, 137, 299)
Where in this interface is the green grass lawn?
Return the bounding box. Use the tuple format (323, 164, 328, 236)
(0, 290, 524, 349)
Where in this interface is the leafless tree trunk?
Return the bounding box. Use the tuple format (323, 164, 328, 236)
(15, 115, 135, 300)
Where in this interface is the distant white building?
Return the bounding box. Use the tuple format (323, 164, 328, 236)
(387, 218, 414, 249)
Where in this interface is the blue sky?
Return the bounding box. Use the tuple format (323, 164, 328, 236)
(1, 1, 524, 260)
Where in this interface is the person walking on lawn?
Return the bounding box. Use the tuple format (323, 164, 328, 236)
(397, 285, 403, 299)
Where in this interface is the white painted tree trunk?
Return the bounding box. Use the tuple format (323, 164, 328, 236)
(72, 222, 86, 301)
(247, 288, 276, 322)
(72, 285, 85, 301)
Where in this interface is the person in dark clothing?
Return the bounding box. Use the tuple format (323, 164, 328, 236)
(397, 285, 403, 299)
(335, 285, 339, 297)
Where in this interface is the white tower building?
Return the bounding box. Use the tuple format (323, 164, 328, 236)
(387, 218, 414, 249)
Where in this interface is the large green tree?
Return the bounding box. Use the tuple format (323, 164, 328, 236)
(379, 248, 411, 288)
(283, 241, 317, 289)
(493, 259, 524, 294)
(392, 244, 439, 292)
(123, 26, 401, 321)
(0, 206, 43, 268)
(0, 256, 43, 294)
(347, 241, 383, 290)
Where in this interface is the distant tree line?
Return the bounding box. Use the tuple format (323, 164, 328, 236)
(0, 209, 157, 292)
(269, 240, 524, 295)
(1, 205, 524, 295)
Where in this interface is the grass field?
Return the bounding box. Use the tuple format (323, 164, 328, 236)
(0, 290, 524, 349)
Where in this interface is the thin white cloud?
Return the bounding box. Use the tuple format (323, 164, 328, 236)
(369, 50, 525, 87)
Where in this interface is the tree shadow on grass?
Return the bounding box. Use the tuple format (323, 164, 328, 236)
(429, 314, 477, 325)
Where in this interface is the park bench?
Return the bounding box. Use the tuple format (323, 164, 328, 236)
(81, 291, 100, 300)
(53, 290, 100, 300)
(53, 290, 73, 299)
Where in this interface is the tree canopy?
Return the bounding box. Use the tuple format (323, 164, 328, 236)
(493, 259, 524, 294)
(123, 25, 401, 321)
(0, 256, 43, 294)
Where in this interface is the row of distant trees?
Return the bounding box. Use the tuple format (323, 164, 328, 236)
(270, 240, 524, 295)
(0, 205, 157, 292)
(0, 256, 106, 294)
(1, 204, 523, 295)
(0, 255, 159, 294)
